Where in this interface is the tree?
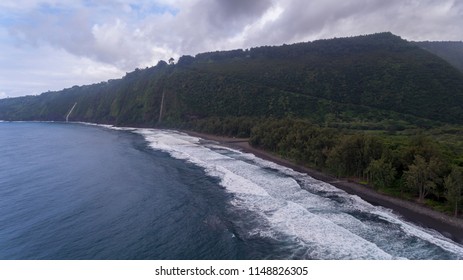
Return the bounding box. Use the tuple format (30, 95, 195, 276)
(366, 157, 397, 188)
(404, 155, 443, 202)
(168, 57, 175, 65)
(326, 134, 383, 178)
(444, 167, 463, 217)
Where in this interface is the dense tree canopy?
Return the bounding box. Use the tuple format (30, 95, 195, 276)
(1, 32, 463, 216)
(2, 32, 463, 127)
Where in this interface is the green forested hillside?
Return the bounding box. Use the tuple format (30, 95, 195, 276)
(1, 32, 463, 215)
(2, 32, 463, 127)
(415, 41, 463, 73)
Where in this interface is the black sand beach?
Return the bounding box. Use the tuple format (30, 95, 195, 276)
(185, 131, 463, 245)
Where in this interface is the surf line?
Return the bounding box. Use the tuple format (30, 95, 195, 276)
(66, 102, 77, 122)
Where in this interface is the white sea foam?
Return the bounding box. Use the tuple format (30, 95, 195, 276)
(134, 129, 463, 259)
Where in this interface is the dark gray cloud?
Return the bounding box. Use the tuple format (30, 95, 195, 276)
(239, 0, 463, 47)
(210, 0, 273, 24)
(162, 0, 273, 54)
(9, 0, 463, 64)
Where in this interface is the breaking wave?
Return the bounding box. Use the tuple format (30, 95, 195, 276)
(135, 129, 463, 260)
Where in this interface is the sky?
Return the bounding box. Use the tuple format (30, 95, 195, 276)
(1, 0, 462, 98)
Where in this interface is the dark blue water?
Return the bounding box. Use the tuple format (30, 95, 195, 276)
(1, 122, 463, 260)
(0, 122, 247, 259)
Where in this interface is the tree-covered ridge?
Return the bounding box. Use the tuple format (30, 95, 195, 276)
(2, 32, 463, 126)
(188, 32, 463, 124)
(415, 41, 463, 73)
(1, 32, 463, 216)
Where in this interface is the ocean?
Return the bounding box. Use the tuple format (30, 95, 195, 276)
(0, 122, 462, 259)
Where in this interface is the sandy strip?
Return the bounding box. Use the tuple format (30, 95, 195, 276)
(184, 130, 463, 245)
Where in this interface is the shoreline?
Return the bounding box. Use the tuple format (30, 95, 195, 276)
(184, 130, 463, 245)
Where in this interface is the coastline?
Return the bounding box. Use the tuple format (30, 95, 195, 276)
(184, 130, 463, 245)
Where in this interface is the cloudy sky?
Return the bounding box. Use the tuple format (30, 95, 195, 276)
(1, 0, 462, 98)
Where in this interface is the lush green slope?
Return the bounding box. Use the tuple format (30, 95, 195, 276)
(2, 32, 463, 128)
(1, 32, 463, 216)
(190, 33, 463, 124)
(415, 41, 463, 73)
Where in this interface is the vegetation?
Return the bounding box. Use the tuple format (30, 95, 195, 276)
(249, 118, 460, 215)
(3, 32, 463, 127)
(445, 167, 463, 217)
(414, 41, 463, 73)
(404, 155, 444, 202)
(1, 32, 463, 216)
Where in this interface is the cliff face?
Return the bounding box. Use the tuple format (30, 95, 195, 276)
(2, 32, 463, 127)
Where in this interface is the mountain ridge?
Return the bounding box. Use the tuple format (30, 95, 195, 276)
(1, 32, 463, 128)
(2, 32, 463, 219)
(414, 41, 463, 73)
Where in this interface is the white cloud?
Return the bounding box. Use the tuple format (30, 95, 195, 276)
(227, 4, 283, 47)
(0, 43, 124, 97)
